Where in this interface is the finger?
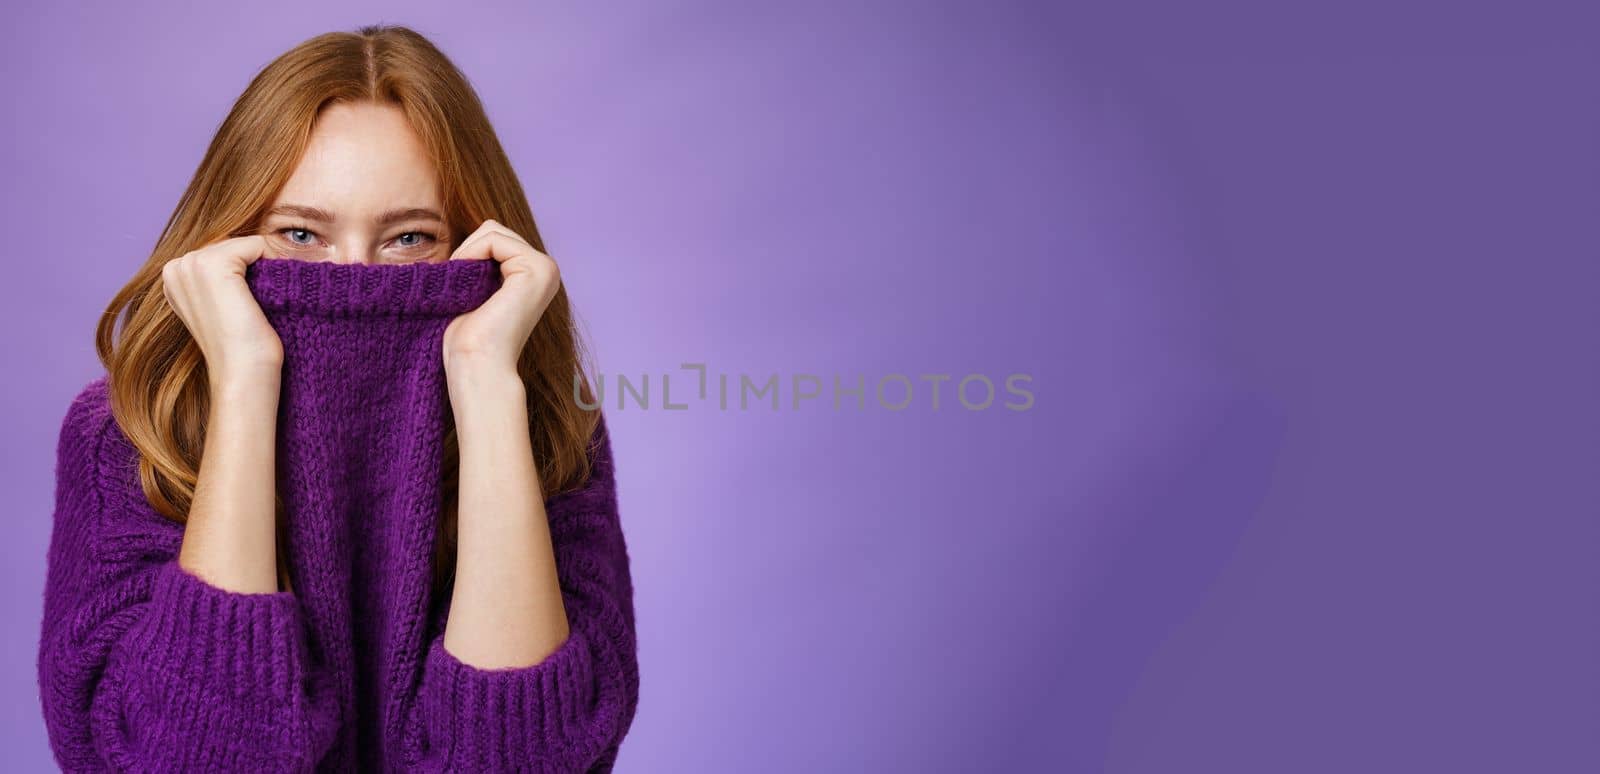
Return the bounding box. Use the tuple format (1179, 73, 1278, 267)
(219, 235, 273, 273)
(467, 218, 525, 244)
(449, 219, 530, 260)
(186, 236, 271, 281)
(449, 225, 517, 261)
(450, 230, 541, 266)
(160, 259, 182, 315)
(448, 220, 498, 259)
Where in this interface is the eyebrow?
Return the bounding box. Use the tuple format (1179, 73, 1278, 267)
(266, 204, 445, 227)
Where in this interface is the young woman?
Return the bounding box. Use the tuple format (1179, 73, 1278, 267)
(36, 25, 639, 772)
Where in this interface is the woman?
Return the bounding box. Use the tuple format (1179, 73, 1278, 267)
(36, 24, 639, 772)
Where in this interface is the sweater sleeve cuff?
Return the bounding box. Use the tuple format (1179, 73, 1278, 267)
(418, 621, 600, 764)
(119, 559, 312, 704)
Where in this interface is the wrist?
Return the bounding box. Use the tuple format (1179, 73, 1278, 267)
(209, 363, 281, 402)
(445, 357, 524, 400)
(441, 343, 515, 375)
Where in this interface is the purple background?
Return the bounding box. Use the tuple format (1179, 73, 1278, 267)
(4, 1, 1596, 771)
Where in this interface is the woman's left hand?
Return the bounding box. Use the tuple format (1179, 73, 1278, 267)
(442, 219, 561, 374)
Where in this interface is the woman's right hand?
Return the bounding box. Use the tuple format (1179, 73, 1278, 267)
(162, 236, 282, 384)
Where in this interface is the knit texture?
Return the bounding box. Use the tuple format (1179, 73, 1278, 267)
(37, 257, 639, 772)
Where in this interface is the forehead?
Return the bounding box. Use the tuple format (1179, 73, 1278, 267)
(273, 101, 442, 213)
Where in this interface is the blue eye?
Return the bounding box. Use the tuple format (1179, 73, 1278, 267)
(278, 227, 316, 246)
(396, 232, 437, 248)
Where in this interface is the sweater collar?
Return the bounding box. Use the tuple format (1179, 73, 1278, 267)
(245, 256, 501, 319)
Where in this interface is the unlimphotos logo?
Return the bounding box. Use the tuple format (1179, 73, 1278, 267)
(575, 363, 1035, 412)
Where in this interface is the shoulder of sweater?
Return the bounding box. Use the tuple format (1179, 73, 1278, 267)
(56, 373, 141, 500)
(53, 374, 182, 561)
(58, 374, 114, 462)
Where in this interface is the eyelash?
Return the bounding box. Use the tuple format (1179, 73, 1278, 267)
(275, 224, 440, 249)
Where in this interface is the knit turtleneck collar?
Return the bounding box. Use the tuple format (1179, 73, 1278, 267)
(245, 256, 502, 319)
(240, 255, 502, 762)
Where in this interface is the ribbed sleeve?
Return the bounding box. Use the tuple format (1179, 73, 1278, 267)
(36, 377, 341, 772)
(409, 414, 640, 773)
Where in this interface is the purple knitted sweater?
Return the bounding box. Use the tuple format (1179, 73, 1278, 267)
(37, 257, 639, 772)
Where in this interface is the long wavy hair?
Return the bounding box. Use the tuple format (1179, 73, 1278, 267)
(94, 24, 600, 602)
